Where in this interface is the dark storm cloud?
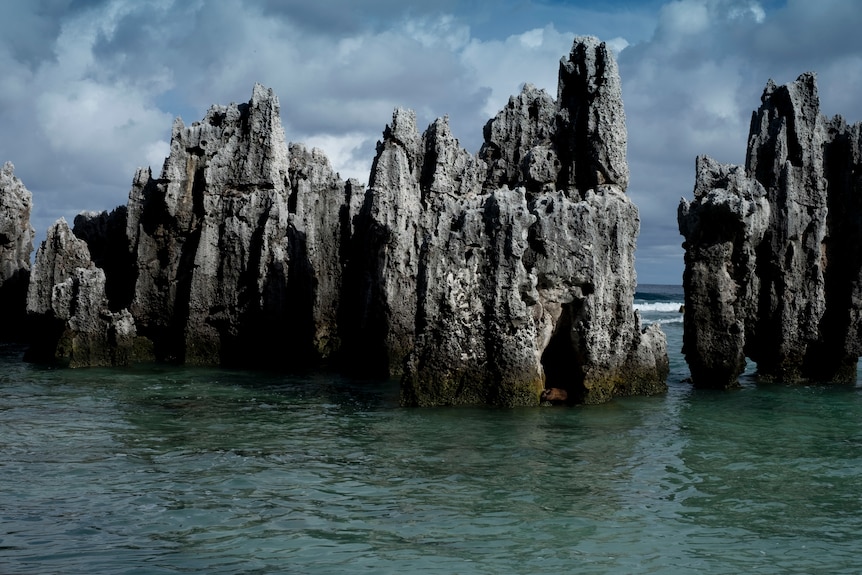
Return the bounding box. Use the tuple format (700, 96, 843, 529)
(84, 0, 488, 139)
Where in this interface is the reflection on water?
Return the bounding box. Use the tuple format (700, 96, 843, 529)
(2, 306, 862, 574)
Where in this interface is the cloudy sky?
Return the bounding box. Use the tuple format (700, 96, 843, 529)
(2, 0, 861, 284)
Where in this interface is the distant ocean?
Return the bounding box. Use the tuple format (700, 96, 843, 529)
(2, 284, 861, 574)
(634, 283, 686, 322)
(634, 284, 688, 382)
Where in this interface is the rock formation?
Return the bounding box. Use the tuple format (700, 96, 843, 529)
(0, 162, 35, 340)
(349, 36, 668, 405)
(27, 84, 355, 368)
(25, 36, 668, 406)
(25, 218, 146, 366)
(679, 72, 862, 388)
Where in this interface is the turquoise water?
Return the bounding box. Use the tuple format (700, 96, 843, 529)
(2, 286, 862, 574)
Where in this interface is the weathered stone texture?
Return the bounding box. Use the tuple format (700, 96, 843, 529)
(678, 157, 770, 388)
(361, 36, 667, 405)
(556, 39, 629, 191)
(126, 84, 294, 365)
(24, 36, 668, 406)
(25, 219, 147, 366)
(0, 162, 34, 339)
(680, 72, 862, 387)
(28, 84, 352, 369)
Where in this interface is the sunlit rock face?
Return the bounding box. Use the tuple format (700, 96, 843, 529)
(24, 37, 668, 406)
(679, 72, 862, 388)
(0, 162, 34, 340)
(354, 36, 668, 406)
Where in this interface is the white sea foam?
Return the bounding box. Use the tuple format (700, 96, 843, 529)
(634, 302, 684, 313)
(646, 316, 684, 326)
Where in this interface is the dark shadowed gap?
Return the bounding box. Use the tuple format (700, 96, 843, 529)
(540, 301, 586, 403)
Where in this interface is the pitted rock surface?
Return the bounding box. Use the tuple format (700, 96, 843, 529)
(24, 37, 668, 406)
(680, 72, 862, 387)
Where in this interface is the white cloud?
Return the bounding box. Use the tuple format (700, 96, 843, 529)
(38, 82, 171, 164)
(607, 37, 630, 54)
(818, 55, 862, 122)
(519, 28, 545, 49)
(461, 25, 574, 119)
(729, 2, 766, 23)
(658, 0, 710, 36)
(144, 140, 171, 173)
(298, 133, 375, 184)
(403, 14, 470, 50)
(30, 3, 175, 186)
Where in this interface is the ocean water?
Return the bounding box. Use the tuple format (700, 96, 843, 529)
(2, 285, 862, 574)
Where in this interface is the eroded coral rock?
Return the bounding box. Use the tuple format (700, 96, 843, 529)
(26, 219, 147, 366)
(24, 37, 668, 407)
(356, 36, 668, 405)
(0, 162, 35, 339)
(680, 72, 862, 387)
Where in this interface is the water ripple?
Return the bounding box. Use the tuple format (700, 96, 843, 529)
(2, 345, 862, 573)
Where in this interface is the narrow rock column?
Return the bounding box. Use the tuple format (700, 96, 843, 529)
(342, 108, 424, 378)
(0, 162, 35, 340)
(678, 157, 770, 388)
(680, 72, 862, 386)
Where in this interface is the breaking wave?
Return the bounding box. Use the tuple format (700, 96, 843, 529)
(633, 302, 684, 313)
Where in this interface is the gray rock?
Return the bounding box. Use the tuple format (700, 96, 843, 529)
(24, 37, 668, 407)
(128, 84, 359, 367)
(678, 157, 770, 388)
(556, 37, 629, 191)
(26, 219, 148, 366)
(357, 36, 667, 405)
(126, 84, 295, 365)
(72, 207, 135, 310)
(28, 84, 353, 368)
(27, 219, 94, 317)
(402, 186, 543, 406)
(287, 143, 357, 360)
(480, 84, 558, 193)
(478, 36, 629, 196)
(680, 72, 862, 386)
(529, 186, 667, 403)
(0, 162, 35, 339)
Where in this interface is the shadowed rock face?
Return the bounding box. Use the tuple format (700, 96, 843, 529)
(24, 36, 668, 406)
(679, 72, 862, 388)
(0, 162, 34, 340)
(126, 84, 295, 365)
(28, 84, 354, 368)
(25, 218, 145, 367)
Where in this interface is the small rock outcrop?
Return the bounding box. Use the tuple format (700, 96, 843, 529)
(25, 218, 146, 366)
(679, 72, 862, 387)
(25, 36, 668, 406)
(0, 162, 35, 339)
